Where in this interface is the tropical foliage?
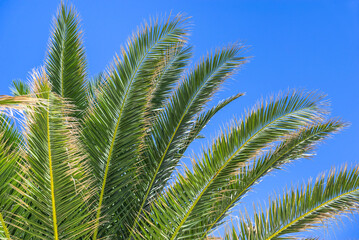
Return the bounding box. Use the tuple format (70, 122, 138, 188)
(0, 3, 357, 240)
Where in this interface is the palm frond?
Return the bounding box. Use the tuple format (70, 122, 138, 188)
(12, 69, 95, 240)
(86, 73, 104, 106)
(134, 91, 328, 239)
(182, 92, 244, 149)
(11, 80, 30, 96)
(132, 46, 247, 237)
(222, 222, 321, 240)
(0, 95, 37, 112)
(0, 3, 355, 240)
(200, 120, 345, 238)
(45, 3, 88, 117)
(236, 166, 359, 239)
(80, 15, 189, 239)
(0, 116, 22, 239)
(149, 44, 192, 111)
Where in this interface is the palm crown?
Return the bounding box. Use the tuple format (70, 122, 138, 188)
(0, 3, 358, 240)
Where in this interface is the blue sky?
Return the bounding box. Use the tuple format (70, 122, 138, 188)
(0, 0, 358, 238)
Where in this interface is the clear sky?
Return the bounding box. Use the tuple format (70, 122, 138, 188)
(0, 0, 358, 239)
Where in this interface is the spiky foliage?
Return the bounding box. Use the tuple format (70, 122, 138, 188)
(0, 115, 22, 239)
(0, 95, 37, 114)
(0, 3, 357, 240)
(10, 69, 95, 240)
(226, 166, 359, 240)
(46, 4, 88, 117)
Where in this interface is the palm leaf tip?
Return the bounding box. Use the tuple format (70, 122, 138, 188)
(0, 95, 38, 120)
(235, 165, 359, 240)
(1, 2, 354, 240)
(11, 79, 30, 96)
(198, 119, 346, 239)
(133, 90, 333, 240)
(82, 12, 191, 239)
(46, 2, 88, 116)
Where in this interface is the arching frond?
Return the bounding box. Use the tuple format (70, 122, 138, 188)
(80, 15, 189, 239)
(149, 44, 192, 111)
(236, 166, 359, 239)
(201, 120, 345, 238)
(131, 46, 247, 238)
(0, 3, 354, 240)
(134, 91, 328, 239)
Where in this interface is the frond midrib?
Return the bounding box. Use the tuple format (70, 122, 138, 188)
(92, 55, 142, 240)
(47, 99, 59, 240)
(266, 188, 359, 240)
(170, 105, 315, 240)
(93, 27, 178, 239)
(0, 211, 10, 239)
(201, 128, 320, 239)
(131, 57, 232, 239)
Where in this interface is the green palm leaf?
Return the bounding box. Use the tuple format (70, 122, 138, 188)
(80, 15, 189, 239)
(0, 3, 356, 240)
(200, 120, 345, 239)
(45, 3, 88, 117)
(183, 92, 244, 149)
(0, 95, 37, 114)
(134, 91, 328, 239)
(131, 46, 247, 237)
(0, 116, 22, 239)
(86, 73, 104, 106)
(223, 223, 321, 240)
(149, 44, 192, 111)
(235, 166, 359, 239)
(11, 80, 30, 96)
(12, 69, 94, 240)
(169, 92, 328, 240)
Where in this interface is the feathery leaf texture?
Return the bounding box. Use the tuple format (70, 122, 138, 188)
(81, 14, 189, 239)
(0, 116, 22, 239)
(0, 3, 356, 240)
(200, 120, 345, 239)
(12, 69, 94, 240)
(0, 95, 37, 113)
(232, 166, 359, 240)
(148, 44, 192, 111)
(132, 91, 331, 239)
(134, 46, 247, 229)
(46, 3, 88, 117)
(11, 80, 30, 97)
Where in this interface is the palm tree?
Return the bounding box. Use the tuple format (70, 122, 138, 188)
(0, 3, 358, 240)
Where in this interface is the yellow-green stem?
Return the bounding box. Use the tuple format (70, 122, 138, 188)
(201, 130, 316, 239)
(171, 107, 309, 240)
(93, 43, 146, 239)
(92, 115, 122, 239)
(129, 73, 207, 239)
(266, 188, 359, 240)
(0, 211, 11, 239)
(47, 100, 59, 240)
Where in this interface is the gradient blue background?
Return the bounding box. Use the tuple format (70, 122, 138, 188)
(1, 0, 358, 239)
